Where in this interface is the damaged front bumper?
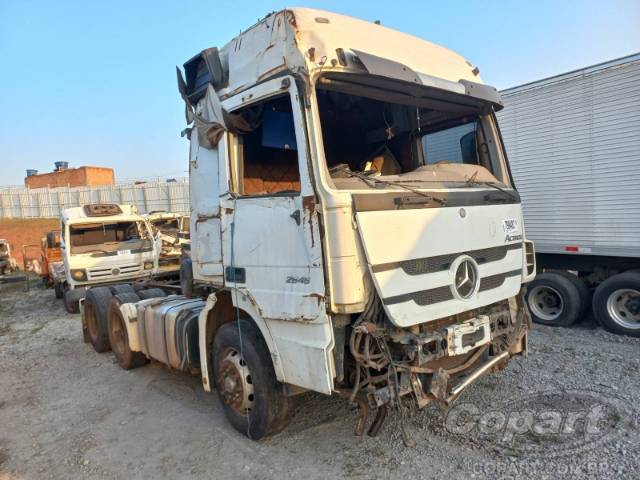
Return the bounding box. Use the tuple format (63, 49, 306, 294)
(343, 291, 530, 440)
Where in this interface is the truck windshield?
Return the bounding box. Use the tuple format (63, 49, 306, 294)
(69, 221, 151, 255)
(316, 78, 510, 190)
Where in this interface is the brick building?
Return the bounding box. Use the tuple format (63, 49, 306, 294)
(25, 165, 115, 189)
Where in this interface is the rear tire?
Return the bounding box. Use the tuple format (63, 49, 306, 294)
(108, 293, 149, 369)
(593, 272, 640, 337)
(110, 284, 135, 295)
(212, 320, 291, 440)
(84, 287, 114, 352)
(63, 289, 80, 314)
(526, 272, 582, 327)
(138, 288, 167, 299)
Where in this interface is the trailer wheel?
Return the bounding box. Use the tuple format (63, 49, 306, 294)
(63, 289, 80, 314)
(54, 281, 64, 299)
(138, 288, 167, 299)
(110, 284, 135, 295)
(526, 272, 582, 327)
(84, 287, 114, 352)
(212, 319, 291, 440)
(593, 272, 640, 337)
(108, 293, 149, 369)
(555, 271, 591, 318)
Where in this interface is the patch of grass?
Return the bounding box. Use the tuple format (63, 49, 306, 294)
(0, 325, 12, 336)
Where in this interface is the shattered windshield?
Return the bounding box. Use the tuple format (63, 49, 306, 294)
(69, 221, 151, 255)
(315, 77, 510, 191)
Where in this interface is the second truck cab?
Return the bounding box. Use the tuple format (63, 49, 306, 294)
(60, 204, 157, 312)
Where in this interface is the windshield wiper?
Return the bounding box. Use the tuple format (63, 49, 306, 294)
(465, 171, 518, 202)
(338, 168, 446, 205)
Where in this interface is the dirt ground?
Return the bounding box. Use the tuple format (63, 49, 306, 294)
(0, 282, 638, 479)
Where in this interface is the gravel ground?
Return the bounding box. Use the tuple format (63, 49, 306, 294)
(0, 282, 638, 479)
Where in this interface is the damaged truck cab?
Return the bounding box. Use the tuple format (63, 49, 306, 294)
(115, 8, 535, 441)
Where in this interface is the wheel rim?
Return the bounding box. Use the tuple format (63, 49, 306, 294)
(109, 312, 127, 357)
(606, 288, 640, 330)
(85, 302, 99, 341)
(217, 348, 255, 416)
(528, 285, 564, 321)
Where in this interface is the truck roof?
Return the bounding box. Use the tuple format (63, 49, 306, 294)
(212, 8, 487, 99)
(61, 204, 143, 224)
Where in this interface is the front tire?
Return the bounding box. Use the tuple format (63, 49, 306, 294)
(593, 272, 640, 337)
(54, 281, 64, 299)
(212, 320, 291, 439)
(63, 288, 80, 314)
(526, 272, 582, 327)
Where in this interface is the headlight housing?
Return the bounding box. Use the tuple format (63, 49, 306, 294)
(143, 261, 154, 270)
(70, 269, 87, 281)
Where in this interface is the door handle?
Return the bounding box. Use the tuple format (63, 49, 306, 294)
(290, 210, 301, 225)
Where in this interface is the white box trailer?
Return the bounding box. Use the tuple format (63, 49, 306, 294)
(498, 53, 640, 336)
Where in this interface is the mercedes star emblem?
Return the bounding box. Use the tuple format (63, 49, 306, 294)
(454, 258, 478, 299)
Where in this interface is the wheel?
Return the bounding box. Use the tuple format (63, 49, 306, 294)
(180, 258, 195, 298)
(138, 288, 167, 299)
(108, 293, 149, 369)
(84, 287, 114, 352)
(54, 281, 64, 299)
(554, 271, 591, 318)
(110, 284, 135, 295)
(63, 289, 80, 314)
(526, 272, 582, 327)
(592, 272, 640, 337)
(212, 319, 291, 440)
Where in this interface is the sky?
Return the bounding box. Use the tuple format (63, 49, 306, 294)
(0, 0, 638, 186)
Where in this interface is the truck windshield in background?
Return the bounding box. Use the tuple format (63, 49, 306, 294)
(69, 222, 151, 255)
(316, 77, 510, 190)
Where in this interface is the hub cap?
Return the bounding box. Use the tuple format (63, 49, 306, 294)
(606, 288, 640, 330)
(528, 285, 564, 321)
(217, 348, 255, 415)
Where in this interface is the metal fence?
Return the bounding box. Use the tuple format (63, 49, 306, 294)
(0, 180, 190, 219)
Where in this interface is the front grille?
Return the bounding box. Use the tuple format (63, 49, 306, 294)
(385, 285, 453, 306)
(383, 269, 522, 307)
(479, 269, 522, 292)
(373, 243, 522, 275)
(88, 264, 141, 279)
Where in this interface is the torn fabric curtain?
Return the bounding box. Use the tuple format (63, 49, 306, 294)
(176, 67, 260, 149)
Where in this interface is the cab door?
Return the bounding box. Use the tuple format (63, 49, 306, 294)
(219, 77, 325, 322)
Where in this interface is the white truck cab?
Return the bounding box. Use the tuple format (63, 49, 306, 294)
(95, 9, 536, 443)
(60, 204, 157, 312)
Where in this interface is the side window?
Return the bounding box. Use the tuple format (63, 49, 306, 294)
(234, 95, 300, 196)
